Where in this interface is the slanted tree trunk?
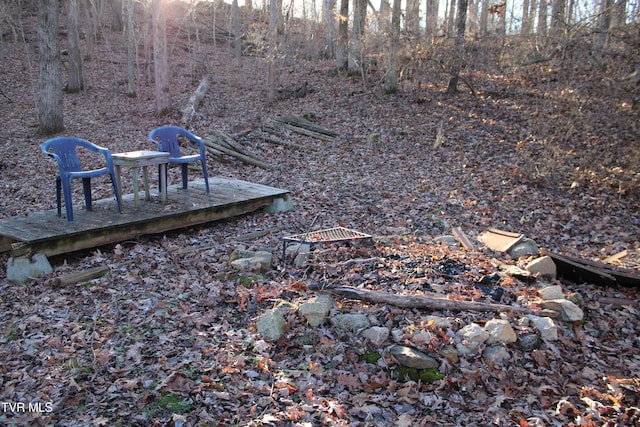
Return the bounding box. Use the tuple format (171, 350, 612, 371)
(335, 0, 348, 69)
(384, 0, 401, 94)
(152, 0, 171, 116)
(66, 0, 84, 93)
(123, 0, 137, 97)
(446, 0, 468, 94)
(38, 0, 64, 135)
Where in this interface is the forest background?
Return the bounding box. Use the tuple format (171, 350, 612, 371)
(0, 0, 639, 425)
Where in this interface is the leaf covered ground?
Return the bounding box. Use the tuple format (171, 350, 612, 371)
(0, 5, 639, 426)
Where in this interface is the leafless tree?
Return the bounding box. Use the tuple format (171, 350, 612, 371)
(152, 0, 171, 116)
(447, 0, 468, 94)
(66, 0, 84, 93)
(384, 0, 401, 94)
(38, 0, 64, 134)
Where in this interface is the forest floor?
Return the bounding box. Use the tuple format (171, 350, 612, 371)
(0, 6, 639, 427)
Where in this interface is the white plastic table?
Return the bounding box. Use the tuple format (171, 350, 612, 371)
(112, 150, 170, 209)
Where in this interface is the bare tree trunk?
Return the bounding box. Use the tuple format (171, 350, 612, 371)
(528, 0, 538, 33)
(66, 0, 84, 93)
(550, 0, 567, 38)
(232, 0, 241, 65)
(348, 0, 367, 75)
(38, 0, 64, 135)
(425, 0, 439, 40)
(384, 0, 401, 94)
(123, 0, 137, 97)
(468, 0, 478, 38)
(446, 0, 456, 35)
(323, 0, 336, 58)
(479, 0, 489, 36)
(537, 0, 548, 36)
(405, 0, 420, 36)
(267, 0, 278, 104)
(522, 0, 532, 34)
(446, 0, 468, 94)
(595, 0, 615, 54)
(335, 0, 348, 69)
(152, 0, 171, 116)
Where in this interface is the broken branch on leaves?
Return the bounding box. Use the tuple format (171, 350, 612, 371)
(203, 130, 273, 170)
(272, 115, 338, 142)
(311, 284, 558, 318)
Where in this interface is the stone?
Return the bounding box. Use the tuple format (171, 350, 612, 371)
(7, 253, 53, 284)
(566, 292, 584, 307)
(229, 250, 273, 273)
(299, 295, 335, 327)
(424, 315, 453, 329)
(483, 345, 511, 365)
(361, 326, 390, 347)
(540, 299, 584, 322)
(538, 285, 564, 300)
(456, 323, 490, 355)
(517, 333, 542, 350)
(528, 315, 558, 341)
(389, 345, 439, 369)
(507, 238, 539, 259)
(256, 308, 286, 341)
(526, 256, 557, 279)
(264, 195, 293, 213)
(330, 313, 370, 331)
(484, 319, 517, 344)
(440, 345, 459, 364)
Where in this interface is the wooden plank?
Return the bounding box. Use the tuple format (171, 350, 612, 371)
(0, 177, 289, 258)
(477, 228, 524, 252)
(543, 250, 640, 287)
(452, 227, 475, 250)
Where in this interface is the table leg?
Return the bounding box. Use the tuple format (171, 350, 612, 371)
(132, 166, 140, 209)
(142, 166, 151, 201)
(114, 165, 123, 200)
(160, 163, 167, 202)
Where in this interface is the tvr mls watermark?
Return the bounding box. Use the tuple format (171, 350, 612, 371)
(1, 401, 53, 414)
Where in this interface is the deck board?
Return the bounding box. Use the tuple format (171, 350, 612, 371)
(0, 177, 290, 257)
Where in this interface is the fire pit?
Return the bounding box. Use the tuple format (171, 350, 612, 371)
(281, 226, 372, 262)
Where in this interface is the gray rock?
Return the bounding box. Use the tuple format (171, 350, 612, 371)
(257, 308, 286, 341)
(229, 250, 273, 273)
(540, 299, 584, 322)
(299, 295, 335, 327)
(526, 256, 557, 279)
(330, 313, 370, 331)
(483, 345, 511, 365)
(7, 253, 53, 284)
(517, 333, 542, 350)
(440, 345, 459, 364)
(456, 323, 490, 355)
(389, 345, 439, 369)
(361, 326, 390, 347)
(484, 319, 517, 344)
(538, 285, 564, 300)
(528, 315, 558, 341)
(264, 195, 294, 213)
(507, 238, 539, 259)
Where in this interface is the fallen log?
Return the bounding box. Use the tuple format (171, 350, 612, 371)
(182, 74, 211, 128)
(310, 284, 559, 317)
(203, 136, 273, 170)
(256, 131, 307, 151)
(53, 265, 111, 287)
(273, 115, 338, 142)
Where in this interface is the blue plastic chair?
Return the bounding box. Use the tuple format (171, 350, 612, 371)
(148, 126, 210, 193)
(41, 137, 123, 222)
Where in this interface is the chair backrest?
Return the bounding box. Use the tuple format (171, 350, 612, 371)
(148, 126, 201, 158)
(41, 137, 109, 173)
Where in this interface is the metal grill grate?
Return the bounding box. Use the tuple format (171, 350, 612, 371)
(281, 226, 372, 263)
(282, 226, 371, 244)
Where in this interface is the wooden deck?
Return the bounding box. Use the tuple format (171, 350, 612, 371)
(0, 177, 290, 258)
